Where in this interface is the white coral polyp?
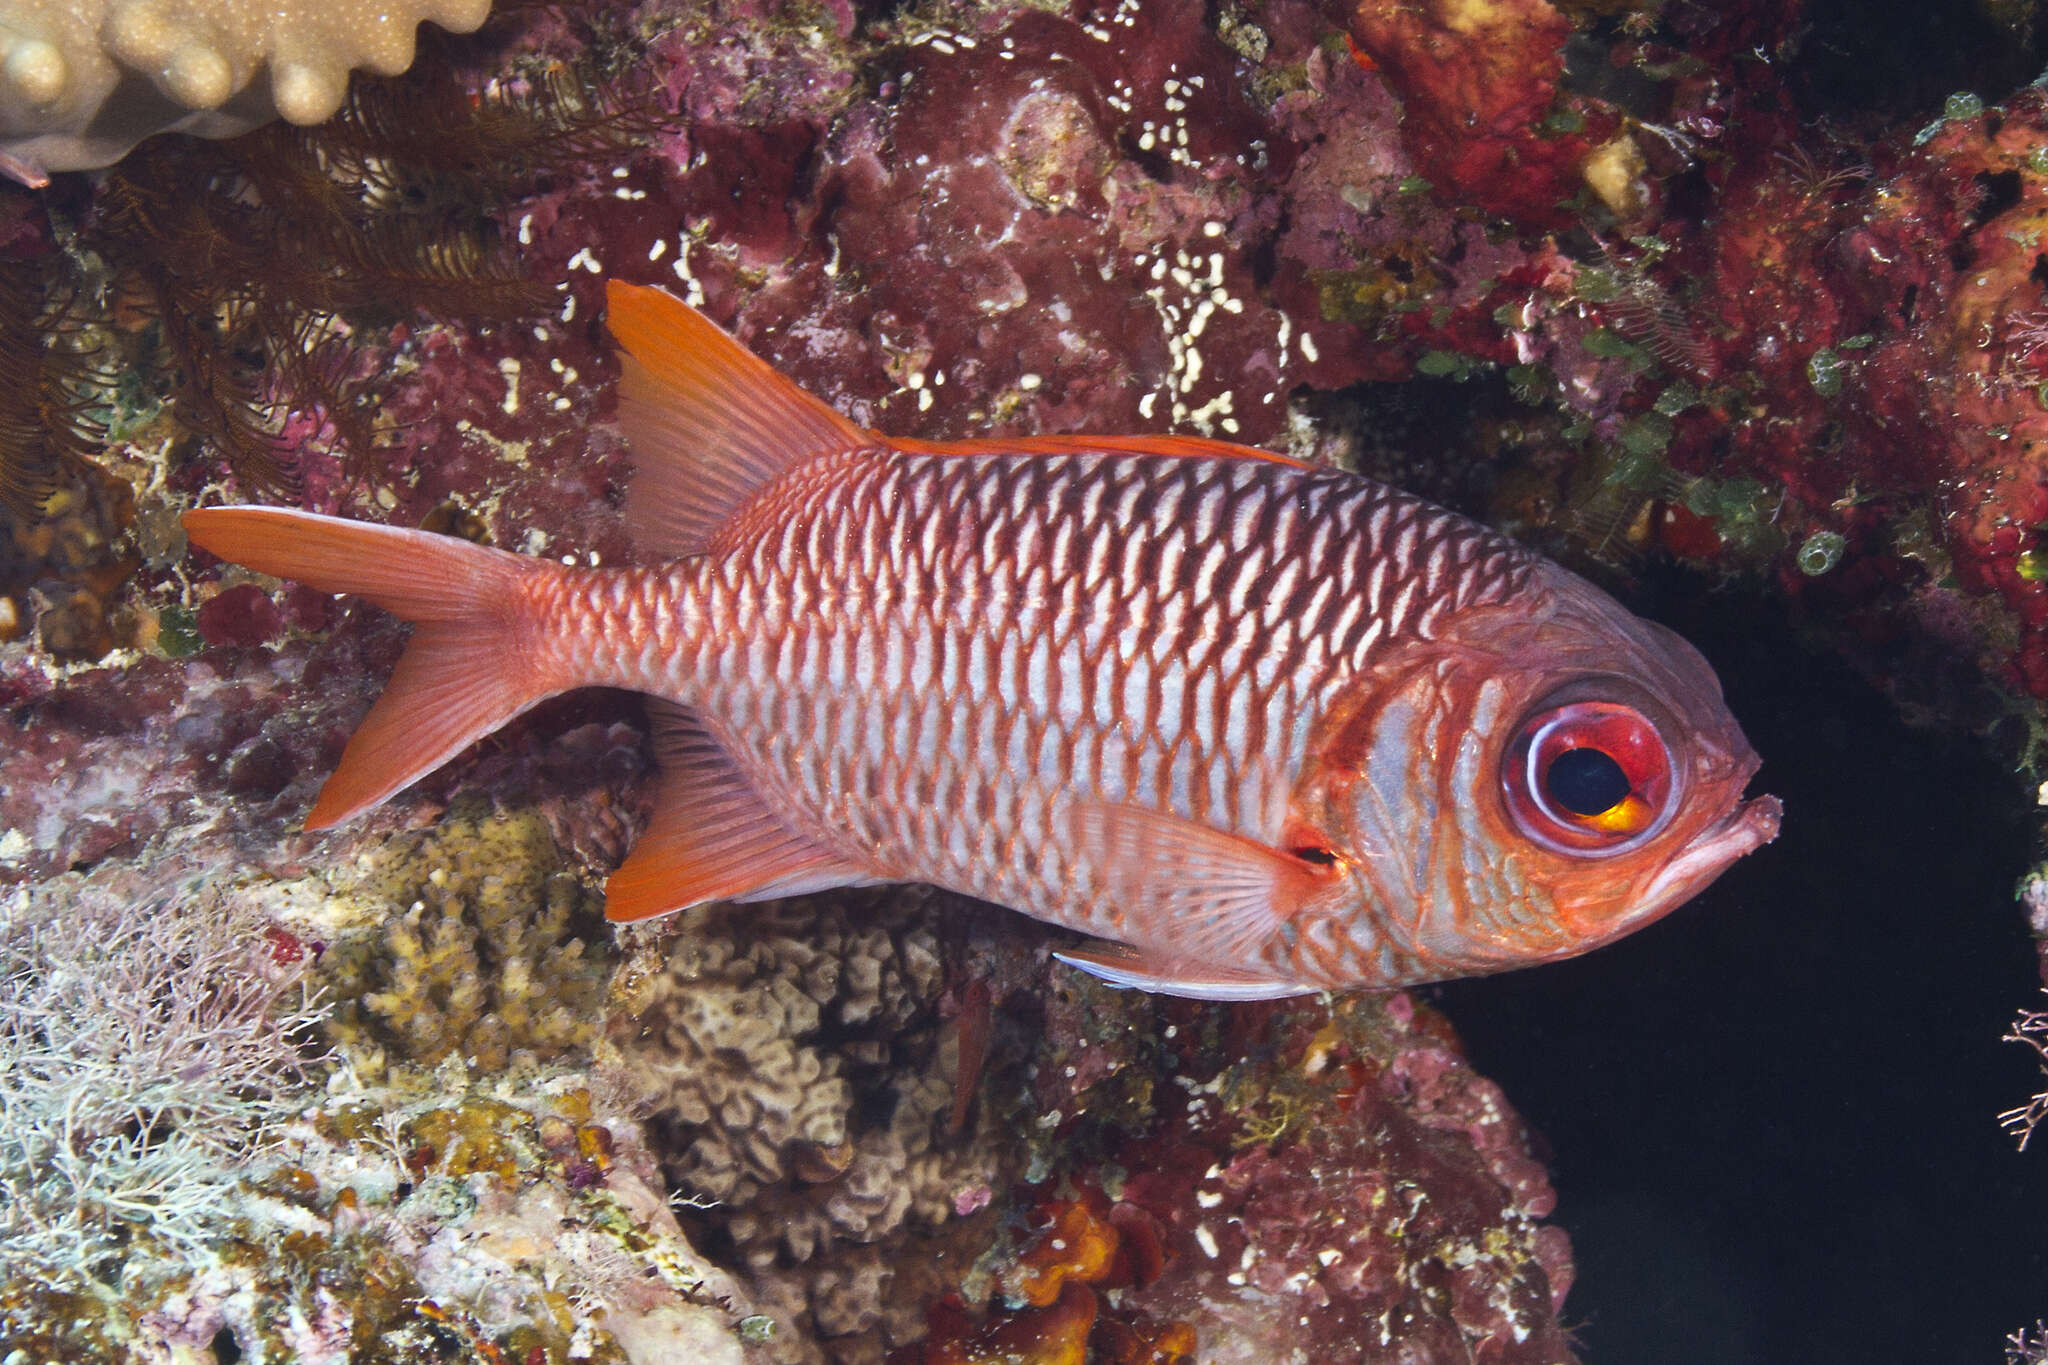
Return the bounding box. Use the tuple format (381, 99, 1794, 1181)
(0, 0, 493, 184)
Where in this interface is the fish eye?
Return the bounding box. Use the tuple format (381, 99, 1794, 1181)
(1546, 747, 1629, 816)
(1502, 699, 1676, 856)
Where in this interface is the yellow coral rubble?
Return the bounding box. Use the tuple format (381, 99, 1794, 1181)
(320, 803, 611, 1079)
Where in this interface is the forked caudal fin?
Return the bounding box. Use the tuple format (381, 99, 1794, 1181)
(180, 507, 565, 830)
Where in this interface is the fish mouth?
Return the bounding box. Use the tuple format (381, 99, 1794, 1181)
(1637, 791, 1783, 912)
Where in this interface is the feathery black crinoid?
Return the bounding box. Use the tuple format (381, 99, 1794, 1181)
(14, 18, 658, 512)
(0, 263, 109, 522)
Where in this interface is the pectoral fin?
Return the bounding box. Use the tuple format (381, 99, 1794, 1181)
(1067, 799, 1336, 967)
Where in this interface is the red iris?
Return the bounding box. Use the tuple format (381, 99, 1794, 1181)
(1501, 700, 1675, 856)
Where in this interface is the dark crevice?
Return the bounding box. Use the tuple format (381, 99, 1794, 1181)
(1436, 581, 2045, 1365)
(1970, 170, 2025, 231)
(1792, 0, 2047, 119)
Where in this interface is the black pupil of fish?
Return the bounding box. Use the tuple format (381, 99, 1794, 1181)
(1546, 746, 1631, 817)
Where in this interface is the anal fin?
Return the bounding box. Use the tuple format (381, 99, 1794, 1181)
(605, 702, 870, 923)
(1054, 942, 1314, 1001)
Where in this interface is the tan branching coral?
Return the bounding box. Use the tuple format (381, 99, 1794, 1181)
(0, 0, 493, 182)
(322, 803, 611, 1077)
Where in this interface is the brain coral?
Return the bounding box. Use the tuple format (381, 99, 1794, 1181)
(617, 890, 996, 1363)
(0, 0, 492, 183)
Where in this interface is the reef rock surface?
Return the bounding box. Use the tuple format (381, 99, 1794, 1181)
(7, 0, 2048, 1361)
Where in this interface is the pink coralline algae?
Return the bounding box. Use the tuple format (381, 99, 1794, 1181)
(195, 582, 286, 649)
(902, 984, 1575, 1364)
(542, 0, 1413, 457)
(1346, 0, 1626, 230)
(1133, 997, 1572, 1360)
(1708, 87, 2048, 698)
(1314, 0, 2048, 709)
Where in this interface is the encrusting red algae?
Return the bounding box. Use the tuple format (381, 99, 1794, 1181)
(182, 279, 1779, 998)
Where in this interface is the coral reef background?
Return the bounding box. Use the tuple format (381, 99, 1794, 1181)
(5, 0, 2048, 1361)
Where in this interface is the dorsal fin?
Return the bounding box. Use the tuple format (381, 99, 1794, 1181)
(891, 432, 1316, 469)
(605, 281, 874, 558)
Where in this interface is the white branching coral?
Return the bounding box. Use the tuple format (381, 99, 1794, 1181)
(0, 875, 326, 1283)
(2002, 987, 2048, 1149)
(0, 0, 493, 183)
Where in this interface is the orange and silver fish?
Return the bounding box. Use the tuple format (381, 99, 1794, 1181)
(182, 281, 1780, 999)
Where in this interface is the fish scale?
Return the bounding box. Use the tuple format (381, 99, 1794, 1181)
(178, 279, 1779, 998)
(638, 445, 1536, 967)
